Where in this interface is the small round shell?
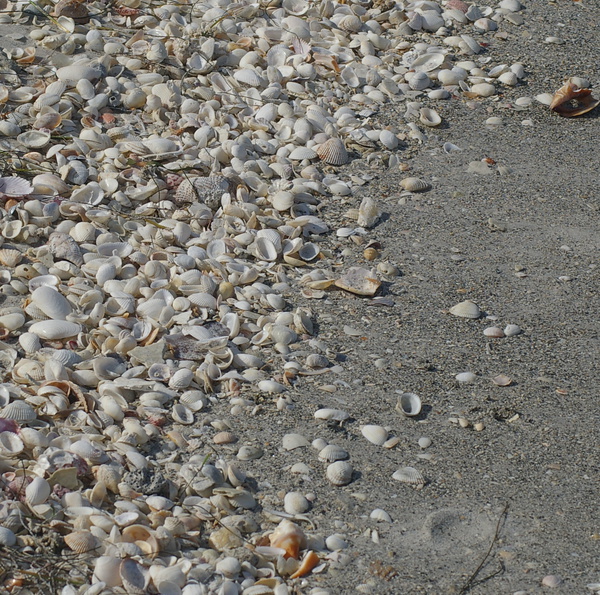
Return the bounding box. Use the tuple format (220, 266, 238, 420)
(326, 461, 353, 486)
(284, 491, 311, 515)
(397, 393, 422, 417)
(318, 444, 349, 462)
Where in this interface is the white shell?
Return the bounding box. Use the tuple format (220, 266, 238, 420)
(392, 466, 425, 487)
(25, 476, 51, 506)
(326, 461, 353, 486)
(504, 324, 522, 336)
(314, 408, 349, 421)
(455, 372, 477, 383)
(361, 425, 388, 446)
(31, 286, 73, 320)
(172, 403, 194, 424)
(318, 444, 349, 462)
(400, 177, 431, 192)
(284, 491, 311, 514)
(449, 300, 481, 319)
(419, 107, 442, 127)
(370, 508, 392, 522)
(397, 392, 422, 417)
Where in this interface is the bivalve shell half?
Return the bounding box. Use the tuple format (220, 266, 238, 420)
(316, 137, 348, 165)
(449, 300, 481, 319)
(31, 286, 73, 320)
(1, 400, 36, 422)
(29, 320, 82, 339)
(25, 476, 51, 506)
(284, 491, 311, 515)
(318, 444, 349, 462)
(397, 392, 422, 417)
(419, 107, 442, 127)
(392, 466, 425, 488)
(400, 177, 431, 192)
(326, 461, 353, 486)
(370, 508, 392, 523)
(64, 530, 101, 554)
(361, 425, 388, 446)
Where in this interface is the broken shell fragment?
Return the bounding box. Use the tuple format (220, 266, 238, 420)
(550, 80, 600, 117)
(334, 267, 380, 296)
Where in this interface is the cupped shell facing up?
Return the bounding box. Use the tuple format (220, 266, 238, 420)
(550, 80, 600, 117)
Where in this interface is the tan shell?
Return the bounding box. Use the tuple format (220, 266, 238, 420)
(0, 248, 22, 267)
(64, 530, 101, 554)
(335, 267, 380, 296)
(449, 300, 481, 319)
(550, 80, 600, 117)
(400, 177, 431, 192)
(316, 137, 349, 165)
(214, 431, 237, 445)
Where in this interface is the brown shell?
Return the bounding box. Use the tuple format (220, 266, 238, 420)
(64, 530, 100, 554)
(550, 81, 600, 117)
(52, 0, 89, 22)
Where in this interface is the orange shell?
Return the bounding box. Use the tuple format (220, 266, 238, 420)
(290, 550, 320, 579)
(550, 81, 600, 117)
(269, 519, 306, 560)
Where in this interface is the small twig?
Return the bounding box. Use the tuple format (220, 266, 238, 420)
(458, 503, 509, 595)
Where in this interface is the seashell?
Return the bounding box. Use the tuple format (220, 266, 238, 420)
(449, 300, 481, 319)
(379, 129, 399, 150)
(48, 232, 83, 266)
(306, 353, 328, 369)
(455, 372, 477, 383)
(25, 476, 51, 506)
(1, 400, 36, 422)
(215, 556, 241, 578)
(400, 177, 431, 192)
(174, 175, 231, 209)
(314, 408, 349, 422)
(357, 197, 380, 229)
(335, 266, 380, 296)
(269, 519, 306, 559)
(288, 146, 318, 160)
(169, 369, 194, 390)
(94, 556, 123, 588)
(504, 324, 521, 337)
(316, 137, 348, 165)
(120, 558, 150, 593)
(549, 80, 600, 117)
(338, 14, 362, 32)
(0, 312, 25, 331)
(31, 286, 73, 320)
(19, 332, 41, 354)
(290, 550, 320, 579)
(122, 524, 159, 557)
(64, 530, 101, 553)
(492, 374, 512, 387)
(483, 326, 504, 338)
(284, 492, 311, 514)
(0, 248, 23, 267)
(419, 107, 442, 127)
(326, 461, 353, 486)
(541, 575, 562, 588)
(257, 380, 286, 394)
(392, 466, 425, 488)
(0, 527, 16, 547)
(17, 130, 51, 149)
(0, 431, 24, 454)
(397, 392, 422, 417)
(29, 320, 82, 340)
(370, 508, 392, 523)
(318, 444, 349, 463)
(214, 431, 237, 445)
(361, 425, 388, 446)
(172, 403, 194, 424)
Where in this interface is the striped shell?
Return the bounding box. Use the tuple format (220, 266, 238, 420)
(1, 400, 36, 422)
(318, 444, 349, 462)
(449, 300, 481, 319)
(316, 137, 348, 165)
(173, 175, 231, 209)
(0, 248, 22, 267)
(400, 177, 431, 192)
(392, 466, 425, 487)
(326, 461, 353, 486)
(64, 530, 101, 554)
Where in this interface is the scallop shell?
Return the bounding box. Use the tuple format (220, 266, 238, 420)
(0, 248, 23, 267)
(64, 530, 101, 554)
(1, 400, 36, 422)
(397, 392, 422, 417)
(449, 300, 481, 319)
(361, 425, 388, 446)
(19, 332, 41, 354)
(326, 461, 353, 486)
(392, 466, 425, 487)
(316, 137, 348, 165)
(318, 444, 349, 462)
(288, 146, 318, 160)
(400, 177, 431, 192)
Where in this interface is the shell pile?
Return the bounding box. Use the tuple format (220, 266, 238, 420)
(0, 0, 532, 592)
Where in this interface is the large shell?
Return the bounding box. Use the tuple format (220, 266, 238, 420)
(31, 286, 73, 320)
(269, 519, 306, 559)
(549, 80, 600, 117)
(1, 400, 36, 422)
(48, 232, 83, 266)
(25, 476, 51, 506)
(29, 320, 82, 340)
